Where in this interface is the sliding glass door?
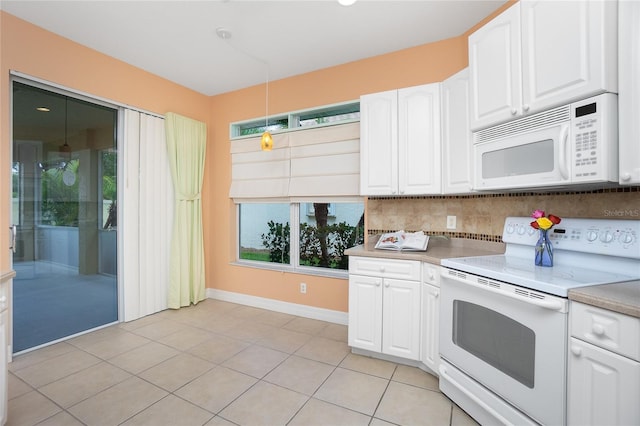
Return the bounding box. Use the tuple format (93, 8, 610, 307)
(11, 81, 118, 353)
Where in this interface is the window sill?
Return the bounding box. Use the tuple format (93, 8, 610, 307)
(231, 260, 348, 280)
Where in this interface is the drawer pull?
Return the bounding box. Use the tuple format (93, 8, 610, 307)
(379, 266, 385, 273)
(592, 323, 605, 336)
(571, 346, 582, 357)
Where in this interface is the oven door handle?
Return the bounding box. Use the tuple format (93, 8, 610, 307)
(439, 363, 511, 426)
(446, 272, 566, 312)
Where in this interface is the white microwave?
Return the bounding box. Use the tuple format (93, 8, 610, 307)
(473, 93, 618, 191)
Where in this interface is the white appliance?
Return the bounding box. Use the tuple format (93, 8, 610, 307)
(618, 0, 640, 185)
(473, 93, 618, 191)
(439, 217, 640, 426)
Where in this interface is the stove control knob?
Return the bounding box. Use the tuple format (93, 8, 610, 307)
(506, 224, 515, 234)
(599, 231, 614, 243)
(517, 226, 526, 235)
(620, 232, 634, 245)
(586, 231, 598, 242)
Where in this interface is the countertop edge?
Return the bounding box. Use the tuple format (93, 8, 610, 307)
(0, 270, 16, 283)
(568, 281, 640, 318)
(345, 237, 505, 265)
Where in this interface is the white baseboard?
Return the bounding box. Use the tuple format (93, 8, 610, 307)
(206, 289, 348, 325)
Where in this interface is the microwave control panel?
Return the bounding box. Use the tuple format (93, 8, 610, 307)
(571, 94, 618, 181)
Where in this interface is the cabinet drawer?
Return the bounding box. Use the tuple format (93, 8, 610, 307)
(571, 302, 640, 361)
(423, 263, 441, 287)
(349, 256, 421, 281)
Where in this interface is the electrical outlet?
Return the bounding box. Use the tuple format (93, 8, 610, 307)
(300, 282, 307, 294)
(446, 215, 457, 230)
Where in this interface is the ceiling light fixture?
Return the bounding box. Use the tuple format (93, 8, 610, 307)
(338, 0, 357, 6)
(215, 25, 272, 151)
(215, 27, 232, 40)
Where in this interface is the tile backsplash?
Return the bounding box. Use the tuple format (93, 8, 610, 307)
(367, 187, 640, 242)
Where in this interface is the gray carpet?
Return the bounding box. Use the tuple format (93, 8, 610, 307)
(13, 261, 118, 353)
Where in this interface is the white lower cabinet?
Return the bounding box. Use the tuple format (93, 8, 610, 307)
(348, 257, 421, 361)
(568, 302, 640, 425)
(421, 282, 440, 373)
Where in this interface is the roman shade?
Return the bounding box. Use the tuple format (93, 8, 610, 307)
(229, 132, 290, 199)
(229, 122, 360, 200)
(289, 122, 360, 197)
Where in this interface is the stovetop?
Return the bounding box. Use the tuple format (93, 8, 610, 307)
(442, 217, 640, 297)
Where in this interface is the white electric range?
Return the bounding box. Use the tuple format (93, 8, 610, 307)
(438, 217, 640, 426)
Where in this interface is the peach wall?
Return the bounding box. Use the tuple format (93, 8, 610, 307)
(0, 12, 209, 272)
(1, 3, 511, 314)
(206, 36, 470, 313)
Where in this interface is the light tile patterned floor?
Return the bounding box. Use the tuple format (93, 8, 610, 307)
(7, 299, 479, 426)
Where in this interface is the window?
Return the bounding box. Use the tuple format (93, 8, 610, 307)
(230, 101, 360, 139)
(40, 158, 80, 226)
(239, 203, 290, 264)
(238, 201, 364, 273)
(100, 149, 117, 229)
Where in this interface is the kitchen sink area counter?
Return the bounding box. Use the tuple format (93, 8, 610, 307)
(345, 236, 505, 265)
(569, 280, 640, 319)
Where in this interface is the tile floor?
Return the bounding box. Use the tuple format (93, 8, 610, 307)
(7, 299, 479, 426)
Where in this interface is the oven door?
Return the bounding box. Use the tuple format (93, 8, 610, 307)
(473, 122, 570, 190)
(440, 268, 568, 426)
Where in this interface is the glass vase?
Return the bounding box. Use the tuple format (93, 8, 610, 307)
(535, 229, 553, 267)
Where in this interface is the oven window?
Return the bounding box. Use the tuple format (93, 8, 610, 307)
(482, 139, 554, 178)
(452, 301, 535, 388)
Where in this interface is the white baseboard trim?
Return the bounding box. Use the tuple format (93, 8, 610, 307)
(206, 289, 348, 325)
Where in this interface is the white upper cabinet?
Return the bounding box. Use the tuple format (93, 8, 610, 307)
(441, 68, 473, 194)
(360, 90, 398, 195)
(469, 3, 522, 130)
(618, 0, 640, 185)
(360, 84, 441, 196)
(469, 0, 618, 131)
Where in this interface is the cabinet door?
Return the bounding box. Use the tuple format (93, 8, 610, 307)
(348, 274, 382, 352)
(360, 90, 398, 195)
(469, 2, 522, 130)
(421, 283, 440, 374)
(568, 338, 640, 426)
(398, 84, 441, 195)
(441, 68, 473, 194)
(520, 0, 617, 114)
(618, 0, 640, 185)
(382, 278, 421, 360)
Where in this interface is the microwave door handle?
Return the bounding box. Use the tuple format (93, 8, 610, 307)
(558, 125, 570, 180)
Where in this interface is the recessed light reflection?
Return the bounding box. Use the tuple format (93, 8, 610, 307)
(36, 107, 50, 112)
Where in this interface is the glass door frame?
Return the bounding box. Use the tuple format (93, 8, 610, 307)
(9, 74, 124, 355)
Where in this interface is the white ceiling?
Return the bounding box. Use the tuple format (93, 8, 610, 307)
(1, 0, 507, 96)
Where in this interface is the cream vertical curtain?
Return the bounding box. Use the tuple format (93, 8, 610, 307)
(165, 112, 207, 308)
(122, 110, 172, 321)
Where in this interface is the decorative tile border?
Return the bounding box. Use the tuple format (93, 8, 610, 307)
(368, 229, 503, 243)
(367, 186, 640, 201)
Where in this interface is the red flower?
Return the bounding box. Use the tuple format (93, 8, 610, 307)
(548, 214, 561, 225)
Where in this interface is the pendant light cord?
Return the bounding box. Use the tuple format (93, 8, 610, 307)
(265, 65, 269, 130)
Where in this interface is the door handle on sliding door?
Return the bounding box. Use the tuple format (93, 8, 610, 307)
(9, 225, 16, 253)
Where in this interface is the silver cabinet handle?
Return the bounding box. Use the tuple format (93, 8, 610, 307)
(9, 225, 17, 253)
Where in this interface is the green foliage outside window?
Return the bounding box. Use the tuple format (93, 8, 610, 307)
(41, 160, 80, 226)
(261, 219, 364, 270)
(261, 220, 291, 264)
